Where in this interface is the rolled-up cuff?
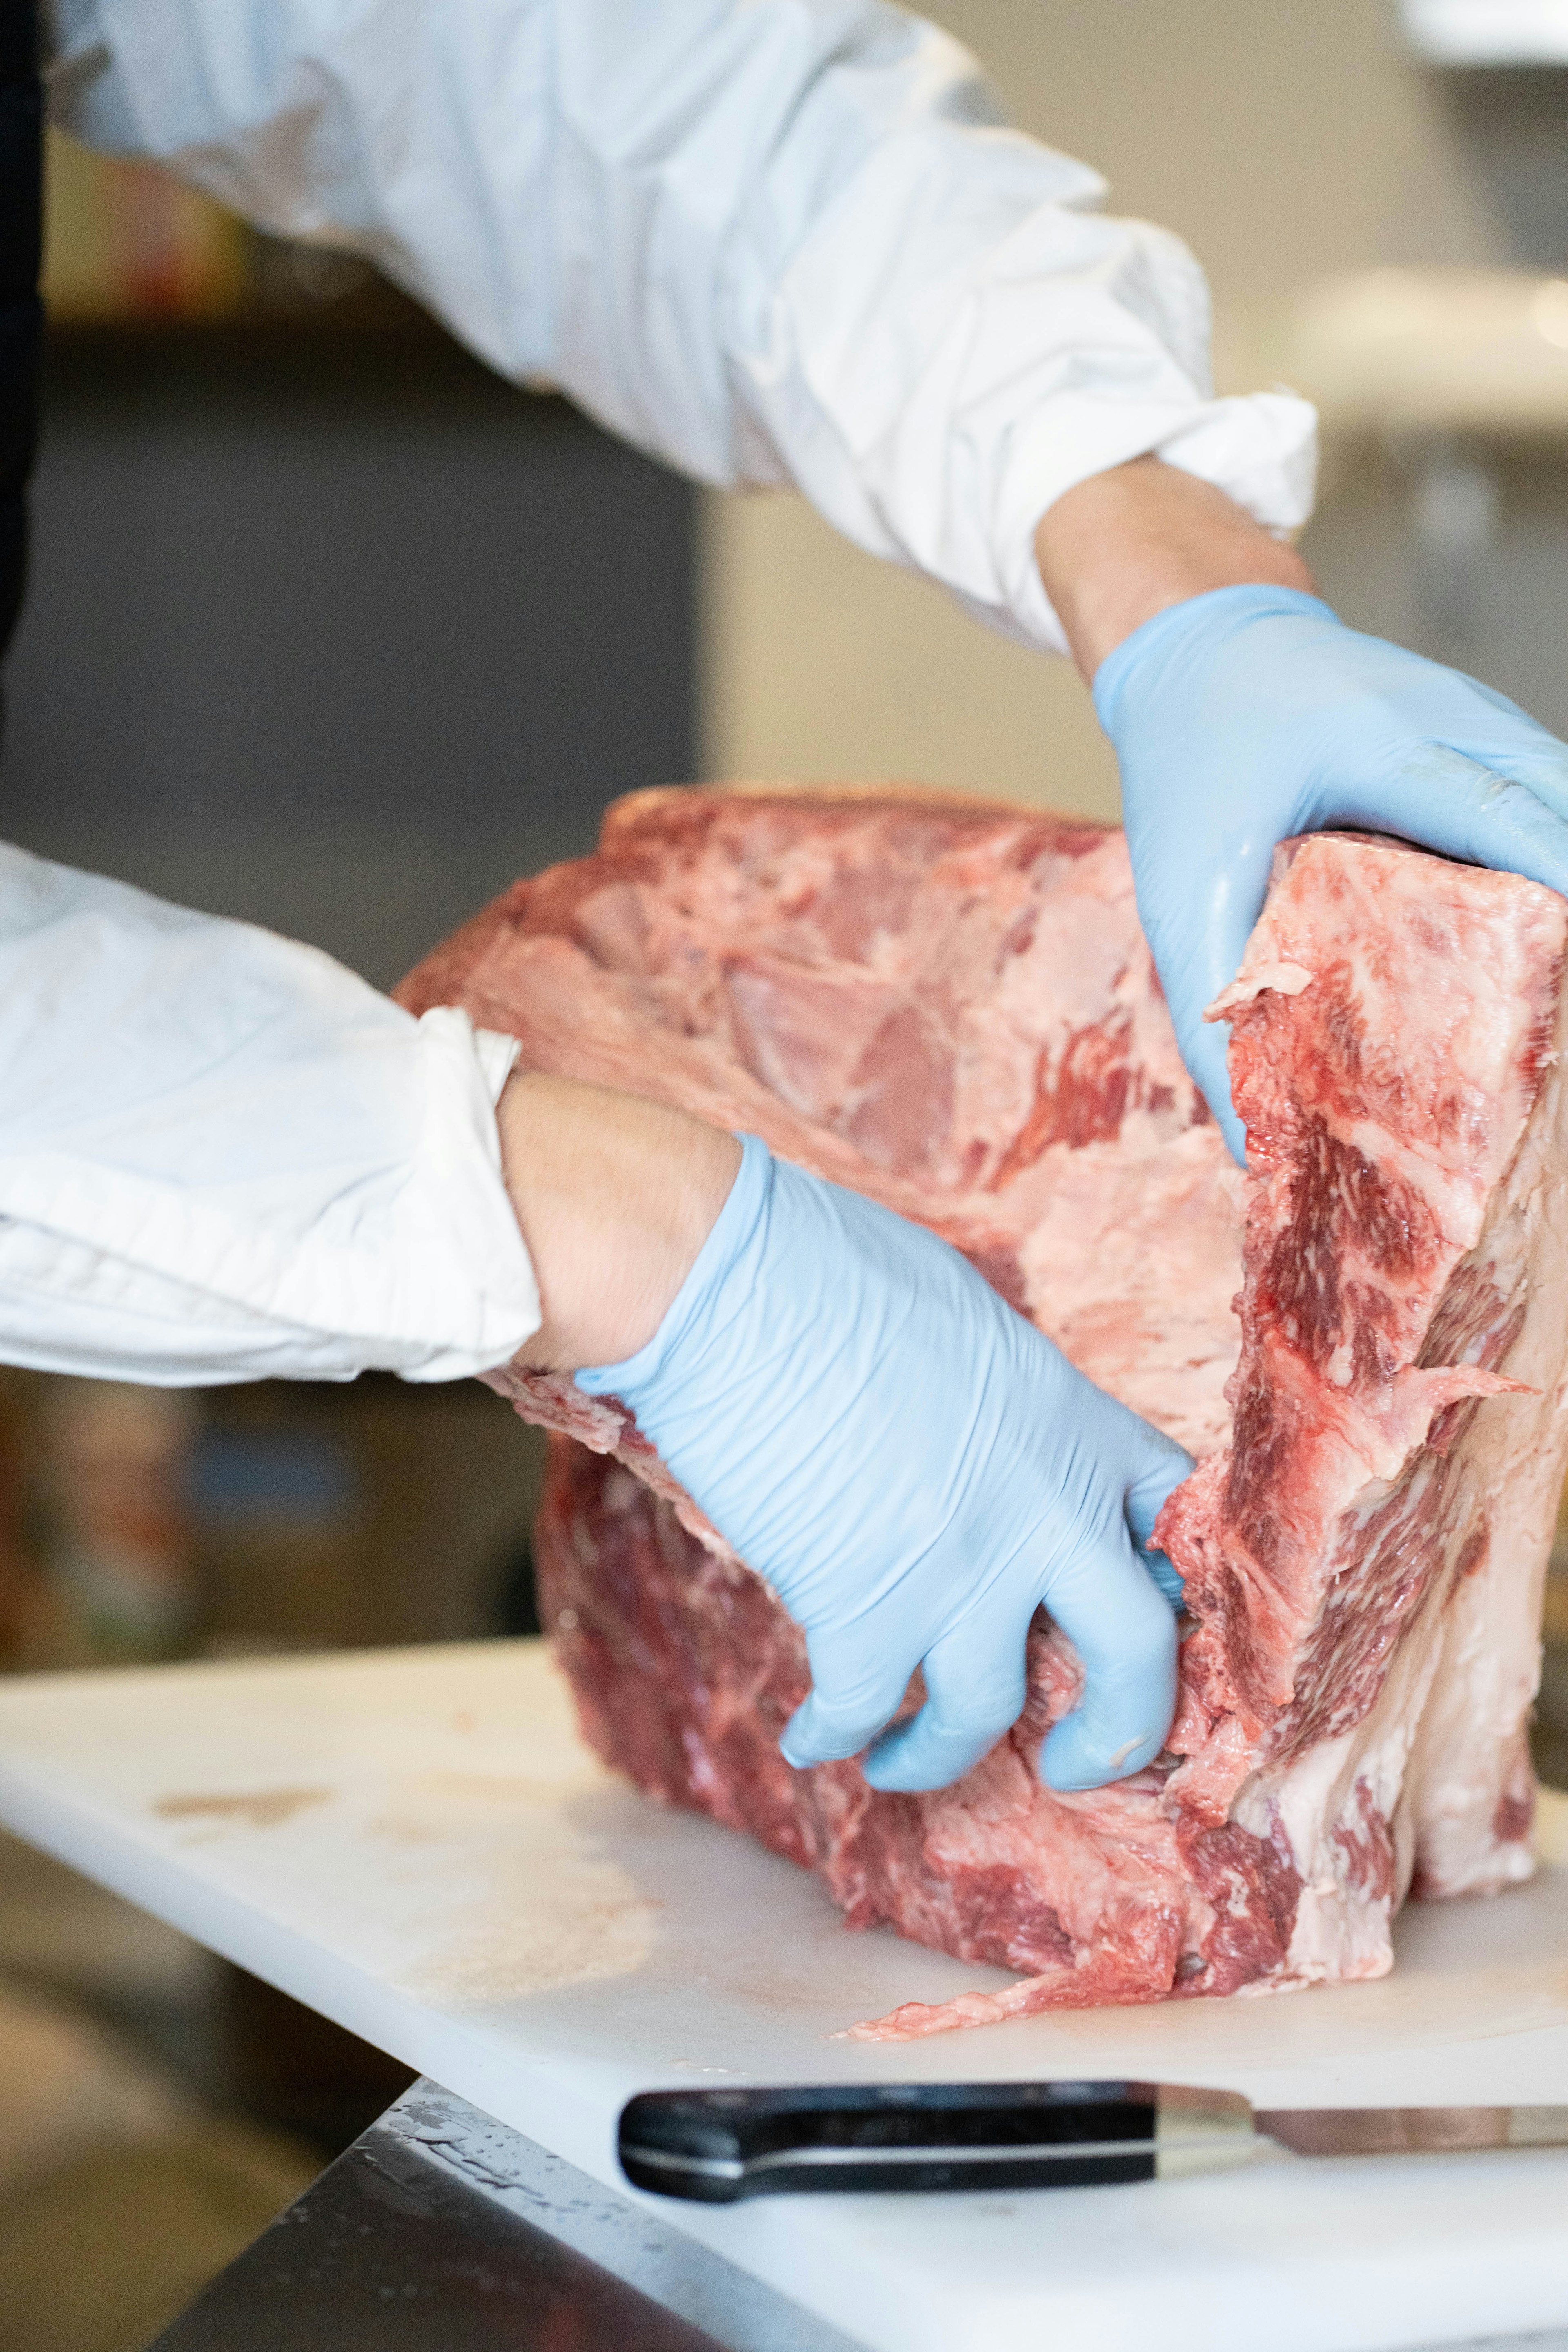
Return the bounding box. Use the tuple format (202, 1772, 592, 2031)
(390, 1008, 541, 1380)
(996, 388, 1320, 655)
(0, 1002, 541, 1388)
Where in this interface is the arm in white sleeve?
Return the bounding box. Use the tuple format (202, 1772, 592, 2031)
(47, 0, 1316, 653)
(0, 845, 540, 1385)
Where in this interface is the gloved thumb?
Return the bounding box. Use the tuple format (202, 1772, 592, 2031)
(1137, 830, 1278, 1168)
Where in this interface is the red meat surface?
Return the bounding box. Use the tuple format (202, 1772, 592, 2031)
(397, 786, 1568, 2035)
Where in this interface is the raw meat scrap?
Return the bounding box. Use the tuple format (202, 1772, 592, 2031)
(396, 786, 1568, 2032)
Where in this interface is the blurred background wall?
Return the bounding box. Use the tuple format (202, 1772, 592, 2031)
(704, 0, 1568, 810)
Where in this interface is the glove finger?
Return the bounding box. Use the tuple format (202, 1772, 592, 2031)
(1139, 833, 1280, 1168)
(1036, 1535, 1180, 1794)
(1321, 744, 1568, 902)
(1456, 739, 1568, 831)
(861, 1607, 1032, 1795)
(1400, 672, 1568, 821)
(780, 1642, 920, 1771)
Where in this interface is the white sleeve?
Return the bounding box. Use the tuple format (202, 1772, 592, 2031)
(47, 0, 1316, 655)
(0, 846, 541, 1386)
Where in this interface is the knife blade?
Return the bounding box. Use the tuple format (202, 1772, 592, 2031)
(617, 2081, 1568, 2202)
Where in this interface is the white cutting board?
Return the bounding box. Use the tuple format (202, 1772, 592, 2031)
(0, 1639, 1565, 2352)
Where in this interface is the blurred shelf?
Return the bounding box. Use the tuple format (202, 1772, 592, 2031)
(42, 280, 574, 424)
(1401, 0, 1568, 62)
(1220, 269, 1568, 452)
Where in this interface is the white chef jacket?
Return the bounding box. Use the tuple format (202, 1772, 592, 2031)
(9, 0, 1317, 1388)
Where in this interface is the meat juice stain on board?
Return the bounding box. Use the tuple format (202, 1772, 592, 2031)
(153, 1787, 331, 1833)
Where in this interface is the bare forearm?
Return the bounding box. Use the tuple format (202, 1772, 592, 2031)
(1034, 457, 1316, 683)
(496, 1072, 741, 1372)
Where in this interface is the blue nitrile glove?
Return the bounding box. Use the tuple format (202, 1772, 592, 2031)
(1095, 584, 1568, 1162)
(576, 1135, 1193, 1795)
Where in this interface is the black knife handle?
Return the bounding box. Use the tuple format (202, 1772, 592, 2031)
(619, 2080, 1161, 2202)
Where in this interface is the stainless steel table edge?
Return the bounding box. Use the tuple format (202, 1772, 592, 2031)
(146, 2077, 866, 2352)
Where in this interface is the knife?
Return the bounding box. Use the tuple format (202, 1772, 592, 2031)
(618, 2080, 1568, 2202)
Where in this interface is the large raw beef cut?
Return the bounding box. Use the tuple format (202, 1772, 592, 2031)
(396, 785, 1568, 2035)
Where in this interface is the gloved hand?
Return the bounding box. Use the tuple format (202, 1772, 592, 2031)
(1094, 584, 1568, 1161)
(576, 1135, 1192, 1795)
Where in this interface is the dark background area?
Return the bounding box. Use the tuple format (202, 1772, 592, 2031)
(2, 291, 695, 989)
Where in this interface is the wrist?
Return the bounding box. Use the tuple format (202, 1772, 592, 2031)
(1034, 456, 1316, 683)
(496, 1071, 742, 1372)
(1091, 581, 1339, 743)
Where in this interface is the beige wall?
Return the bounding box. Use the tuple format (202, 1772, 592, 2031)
(698, 0, 1517, 816)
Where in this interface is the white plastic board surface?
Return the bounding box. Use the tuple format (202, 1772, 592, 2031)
(0, 1639, 1565, 2352)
